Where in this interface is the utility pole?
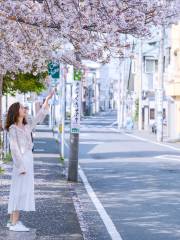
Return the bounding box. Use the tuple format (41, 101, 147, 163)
(117, 35, 127, 130)
(68, 51, 82, 182)
(138, 39, 143, 130)
(94, 72, 97, 114)
(156, 26, 165, 142)
(120, 59, 125, 128)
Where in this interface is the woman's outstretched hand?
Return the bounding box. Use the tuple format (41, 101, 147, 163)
(46, 89, 55, 101)
(43, 89, 55, 109)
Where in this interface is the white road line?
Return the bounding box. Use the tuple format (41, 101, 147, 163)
(64, 140, 70, 150)
(79, 166, 123, 240)
(34, 141, 46, 144)
(154, 155, 169, 159)
(110, 127, 180, 152)
(154, 155, 180, 161)
(126, 133, 180, 152)
(155, 155, 180, 159)
(166, 155, 180, 158)
(109, 121, 117, 127)
(34, 148, 45, 152)
(80, 141, 104, 145)
(157, 157, 180, 161)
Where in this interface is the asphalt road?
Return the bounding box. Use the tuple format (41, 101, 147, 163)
(68, 112, 180, 240)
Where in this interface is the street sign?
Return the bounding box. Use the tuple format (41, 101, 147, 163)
(71, 81, 82, 133)
(74, 69, 82, 81)
(48, 62, 60, 78)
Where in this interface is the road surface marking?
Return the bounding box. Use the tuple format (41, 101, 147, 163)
(64, 140, 70, 149)
(109, 121, 117, 127)
(126, 134, 180, 152)
(34, 148, 44, 152)
(155, 155, 180, 161)
(110, 127, 180, 152)
(80, 141, 104, 145)
(64, 141, 122, 239)
(34, 141, 46, 144)
(79, 166, 123, 240)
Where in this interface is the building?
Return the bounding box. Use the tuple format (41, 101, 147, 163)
(165, 22, 180, 139)
(82, 61, 100, 116)
(132, 36, 169, 131)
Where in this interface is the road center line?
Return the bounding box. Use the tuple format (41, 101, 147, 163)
(79, 166, 123, 240)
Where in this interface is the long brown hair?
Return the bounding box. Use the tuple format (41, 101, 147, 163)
(5, 102, 27, 131)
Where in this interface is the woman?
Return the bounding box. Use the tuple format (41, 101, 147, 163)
(5, 91, 54, 232)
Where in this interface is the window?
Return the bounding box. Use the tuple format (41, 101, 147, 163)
(150, 109, 155, 120)
(145, 59, 155, 73)
(165, 47, 171, 67)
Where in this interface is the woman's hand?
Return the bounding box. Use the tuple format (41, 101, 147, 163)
(43, 89, 55, 109)
(46, 89, 55, 101)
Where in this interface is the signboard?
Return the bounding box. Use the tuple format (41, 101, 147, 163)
(48, 61, 60, 87)
(71, 81, 82, 133)
(74, 69, 82, 81)
(48, 62, 60, 78)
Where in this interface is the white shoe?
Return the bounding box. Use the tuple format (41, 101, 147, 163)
(9, 222, 30, 232)
(6, 220, 23, 228)
(6, 221, 12, 228)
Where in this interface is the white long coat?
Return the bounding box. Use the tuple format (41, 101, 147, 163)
(8, 106, 49, 214)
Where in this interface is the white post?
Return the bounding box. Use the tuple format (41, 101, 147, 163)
(138, 39, 143, 130)
(144, 106, 149, 131)
(117, 62, 121, 130)
(49, 105, 52, 128)
(156, 26, 164, 142)
(60, 64, 66, 159)
(120, 59, 125, 128)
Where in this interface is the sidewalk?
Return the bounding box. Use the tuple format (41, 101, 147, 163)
(0, 128, 83, 240)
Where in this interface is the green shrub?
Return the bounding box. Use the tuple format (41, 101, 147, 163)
(3, 152, 12, 163)
(0, 166, 5, 174)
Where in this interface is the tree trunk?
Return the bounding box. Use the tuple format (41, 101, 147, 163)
(0, 75, 3, 130)
(68, 52, 82, 182)
(0, 75, 3, 160)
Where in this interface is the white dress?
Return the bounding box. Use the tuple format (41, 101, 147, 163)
(8, 106, 49, 214)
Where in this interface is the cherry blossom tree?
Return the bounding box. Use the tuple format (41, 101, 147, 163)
(0, 0, 179, 179)
(1, 0, 179, 66)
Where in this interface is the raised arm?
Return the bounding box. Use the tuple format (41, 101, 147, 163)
(9, 127, 26, 174)
(30, 90, 54, 130)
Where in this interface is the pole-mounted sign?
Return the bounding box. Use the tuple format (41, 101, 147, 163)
(48, 61, 60, 87)
(71, 69, 82, 133)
